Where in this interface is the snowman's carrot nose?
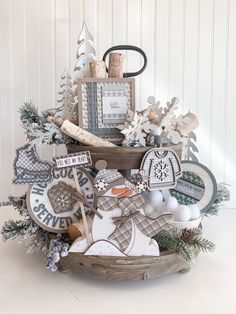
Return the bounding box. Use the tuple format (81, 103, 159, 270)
(111, 187, 133, 198)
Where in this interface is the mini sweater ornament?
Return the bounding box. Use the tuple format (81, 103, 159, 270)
(140, 148, 182, 190)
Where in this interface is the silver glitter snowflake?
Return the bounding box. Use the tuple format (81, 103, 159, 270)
(94, 178, 108, 192)
(154, 160, 169, 181)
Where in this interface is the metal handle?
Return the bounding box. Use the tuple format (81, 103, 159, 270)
(102, 45, 147, 77)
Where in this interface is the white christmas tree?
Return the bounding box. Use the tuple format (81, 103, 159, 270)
(58, 67, 76, 121)
(73, 22, 97, 88)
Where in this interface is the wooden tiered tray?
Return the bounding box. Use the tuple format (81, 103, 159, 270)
(62, 144, 192, 281)
(58, 251, 197, 281)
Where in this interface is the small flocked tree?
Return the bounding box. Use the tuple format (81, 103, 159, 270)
(58, 67, 76, 122)
(73, 22, 97, 92)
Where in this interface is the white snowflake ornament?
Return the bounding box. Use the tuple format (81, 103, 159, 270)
(135, 181, 148, 193)
(94, 179, 108, 192)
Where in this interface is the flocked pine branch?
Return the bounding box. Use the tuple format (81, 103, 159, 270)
(153, 227, 215, 262)
(1, 220, 27, 242)
(201, 183, 230, 217)
(1, 194, 70, 270)
(18, 102, 78, 145)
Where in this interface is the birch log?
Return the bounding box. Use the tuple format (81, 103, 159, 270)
(90, 60, 106, 78)
(60, 120, 116, 147)
(108, 52, 125, 78)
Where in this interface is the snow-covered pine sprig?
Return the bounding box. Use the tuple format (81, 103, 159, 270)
(154, 227, 215, 262)
(1, 195, 50, 254)
(201, 183, 230, 217)
(19, 102, 77, 145)
(1, 195, 70, 271)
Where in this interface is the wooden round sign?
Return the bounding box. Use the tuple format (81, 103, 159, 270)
(26, 168, 95, 233)
(167, 161, 217, 211)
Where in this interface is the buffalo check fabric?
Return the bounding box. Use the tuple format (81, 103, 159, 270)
(109, 213, 173, 252)
(97, 194, 145, 212)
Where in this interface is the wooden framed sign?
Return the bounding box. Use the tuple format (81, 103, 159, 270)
(78, 78, 135, 143)
(167, 161, 217, 211)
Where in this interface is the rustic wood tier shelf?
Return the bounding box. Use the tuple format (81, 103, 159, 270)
(67, 143, 182, 171)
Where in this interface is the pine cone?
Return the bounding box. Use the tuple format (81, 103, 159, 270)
(180, 228, 195, 244)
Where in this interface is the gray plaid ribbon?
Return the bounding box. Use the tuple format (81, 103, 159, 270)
(109, 213, 173, 252)
(97, 194, 145, 212)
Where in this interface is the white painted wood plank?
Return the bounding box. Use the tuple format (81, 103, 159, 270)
(69, 0, 83, 77)
(40, 0, 55, 110)
(97, 0, 112, 59)
(11, 0, 27, 145)
(155, 0, 171, 104)
(25, 0, 40, 105)
(55, 0, 68, 102)
(169, 0, 184, 112)
(0, 0, 14, 199)
(140, 0, 155, 108)
(126, 0, 142, 110)
(112, 0, 126, 46)
(12, 0, 29, 196)
(84, 0, 98, 50)
(225, 0, 236, 208)
(196, 0, 214, 167)
(183, 0, 198, 113)
(210, 0, 229, 182)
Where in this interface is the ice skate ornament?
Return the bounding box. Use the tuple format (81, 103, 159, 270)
(13, 144, 52, 185)
(140, 148, 182, 190)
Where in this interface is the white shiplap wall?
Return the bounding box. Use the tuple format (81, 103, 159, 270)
(0, 0, 235, 207)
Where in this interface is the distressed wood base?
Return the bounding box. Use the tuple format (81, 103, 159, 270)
(58, 251, 196, 281)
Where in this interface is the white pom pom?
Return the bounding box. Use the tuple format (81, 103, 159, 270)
(189, 204, 201, 220)
(174, 205, 191, 222)
(148, 190, 163, 207)
(165, 196, 178, 212)
(144, 203, 155, 216)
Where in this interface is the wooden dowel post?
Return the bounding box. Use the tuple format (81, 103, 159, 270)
(72, 167, 92, 246)
(108, 52, 125, 78)
(90, 60, 106, 78)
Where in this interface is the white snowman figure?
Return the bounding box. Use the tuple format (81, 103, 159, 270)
(69, 160, 174, 256)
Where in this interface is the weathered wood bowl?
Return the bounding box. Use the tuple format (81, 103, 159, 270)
(58, 251, 198, 281)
